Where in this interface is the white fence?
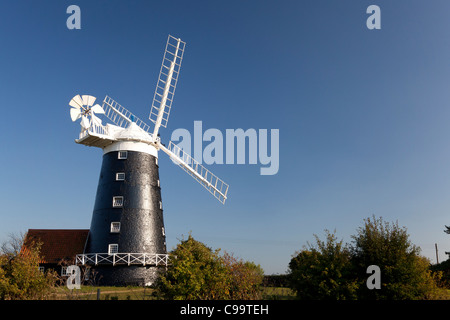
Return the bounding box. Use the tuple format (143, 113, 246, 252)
(76, 253, 170, 267)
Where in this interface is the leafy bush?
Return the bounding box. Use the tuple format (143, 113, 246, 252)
(288, 230, 358, 300)
(350, 216, 438, 300)
(288, 216, 440, 300)
(157, 235, 263, 300)
(0, 234, 57, 300)
(222, 252, 264, 299)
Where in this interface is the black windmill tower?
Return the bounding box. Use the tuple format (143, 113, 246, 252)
(68, 35, 229, 286)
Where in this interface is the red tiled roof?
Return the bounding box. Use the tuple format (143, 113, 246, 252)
(24, 229, 89, 264)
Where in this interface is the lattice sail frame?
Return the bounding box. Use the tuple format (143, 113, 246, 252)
(150, 35, 186, 136)
(102, 95, 153, 134)
(159, 142, 229, 204)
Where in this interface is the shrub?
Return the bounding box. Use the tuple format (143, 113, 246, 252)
(0, 234, 57, 300)
(157, 235, 263, 300)
(288, 230, 358, 300)
(222, 252, 264, 299)
(288, 216, 440, 300)
(350, 216, 438, 300)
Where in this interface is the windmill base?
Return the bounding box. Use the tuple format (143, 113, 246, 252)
(86, 265, 164, 287)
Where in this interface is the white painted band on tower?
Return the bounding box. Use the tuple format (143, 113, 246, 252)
(103, 141, 158, 158)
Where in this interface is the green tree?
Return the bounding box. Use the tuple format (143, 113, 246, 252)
(287, 230, 358, 300)
(0, 233, 57, 300)
(350, 215, 438, 299)
(157, 235, 263, 300)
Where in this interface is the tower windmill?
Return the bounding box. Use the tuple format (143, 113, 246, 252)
(71, 35, 229, 286)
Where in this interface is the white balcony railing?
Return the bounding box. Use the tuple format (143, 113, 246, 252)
(76, 253, 170, 267)
(78, 123, 109, 140)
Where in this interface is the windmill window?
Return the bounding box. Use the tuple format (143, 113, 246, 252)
(155, 157, 158, 166)
(157, 179, 160, 187)
(118, 151, 128, 159)
(61, 266, 69, 276)
(116, 172, 125, 181)
(108, 244, 119, 254)
(162, 227, 165, 236)
(110, 222, 121, 233)
(112, 196, 123, 207)
(159, 201, 163, 210)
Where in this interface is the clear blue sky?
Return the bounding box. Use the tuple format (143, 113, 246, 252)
(1, 0, 450, 274)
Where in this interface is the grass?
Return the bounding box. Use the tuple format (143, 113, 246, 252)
(261, 287, 296, 300)
(50, 285, 157, 300)
(39, 284, 450, 300)
(49, 285, 295, 300)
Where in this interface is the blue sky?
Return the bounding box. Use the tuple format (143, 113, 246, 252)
(2, 1, 450, 274)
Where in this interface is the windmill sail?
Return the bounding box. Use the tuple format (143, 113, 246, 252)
(102, 95, 153, 134)
(159, 141, 229, 204)
(150, 35, 186, 137)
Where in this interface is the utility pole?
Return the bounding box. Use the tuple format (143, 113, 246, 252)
(435, 243, 439, 264)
